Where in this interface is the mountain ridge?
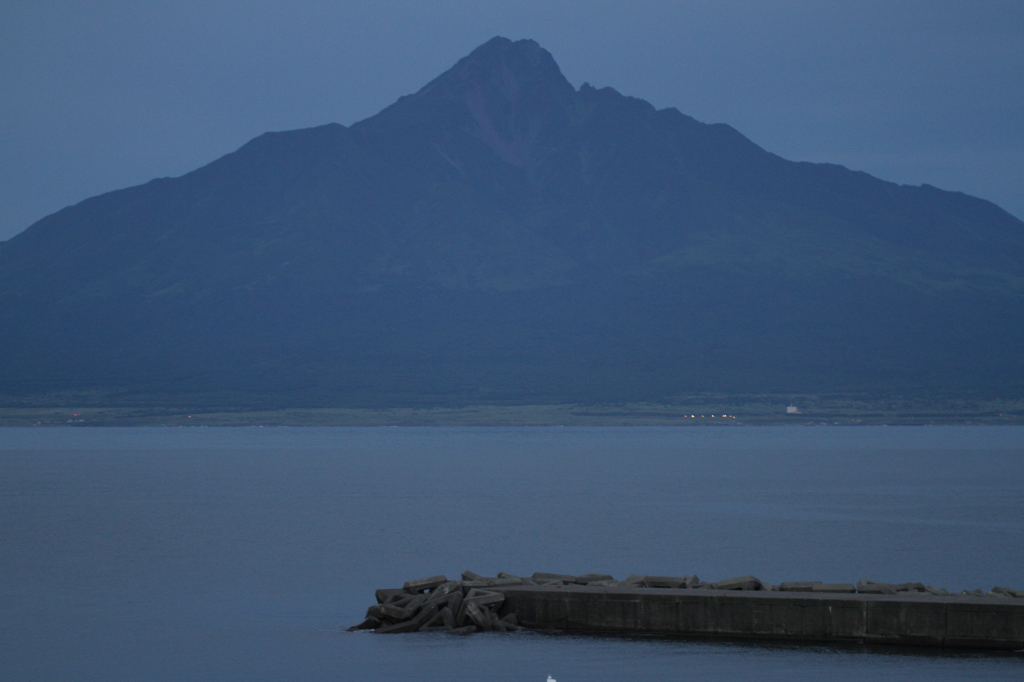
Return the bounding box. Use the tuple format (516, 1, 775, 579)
(1, 37, 1022, 405)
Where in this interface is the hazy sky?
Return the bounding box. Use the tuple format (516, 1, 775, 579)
(2, 0, 1022, 240)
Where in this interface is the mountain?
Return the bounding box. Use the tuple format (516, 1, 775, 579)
(2, 37, 1023, 407)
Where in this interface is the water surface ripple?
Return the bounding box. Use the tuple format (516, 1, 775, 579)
(2, 426, 1022, 681)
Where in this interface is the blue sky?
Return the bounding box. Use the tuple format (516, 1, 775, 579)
(2, 0, 1022, 240)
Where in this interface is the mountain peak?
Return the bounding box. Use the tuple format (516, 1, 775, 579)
(454, 37, 567, 86)
(361, 38, 575, 167)
(414, 36, 574, 108)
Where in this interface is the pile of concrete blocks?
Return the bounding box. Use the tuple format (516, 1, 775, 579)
(856, 580, 1024, 597)
(962, 586, 1024, 598)
(530, 572, 619, 586)
(856, 580, 947, 595)
(349, 571, 529, 634)
(619, 574, 773, 590)
(618, 575, 1024, 597)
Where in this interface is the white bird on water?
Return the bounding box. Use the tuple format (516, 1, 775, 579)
(547, 677, 556, 682)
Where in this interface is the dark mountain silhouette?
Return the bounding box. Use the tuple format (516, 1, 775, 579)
(2, 37, 1023, 406)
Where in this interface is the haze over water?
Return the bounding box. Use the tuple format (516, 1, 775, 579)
(2, 426, 1023, 681)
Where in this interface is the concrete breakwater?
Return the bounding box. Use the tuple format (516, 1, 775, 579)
(351, 571, 1024, 650)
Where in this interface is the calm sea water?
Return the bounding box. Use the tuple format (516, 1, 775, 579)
(1, 426, 1023, 681)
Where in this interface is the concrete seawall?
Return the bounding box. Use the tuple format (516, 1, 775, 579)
(496, 585, 1024, 650)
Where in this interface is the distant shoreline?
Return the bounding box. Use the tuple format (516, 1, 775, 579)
(2, 398, 1022, 426)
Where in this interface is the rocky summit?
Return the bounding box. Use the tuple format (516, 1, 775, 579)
(1, 37, 1023, 406)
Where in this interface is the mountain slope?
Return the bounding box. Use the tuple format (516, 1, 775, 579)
(2, 37, 1023, 405)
